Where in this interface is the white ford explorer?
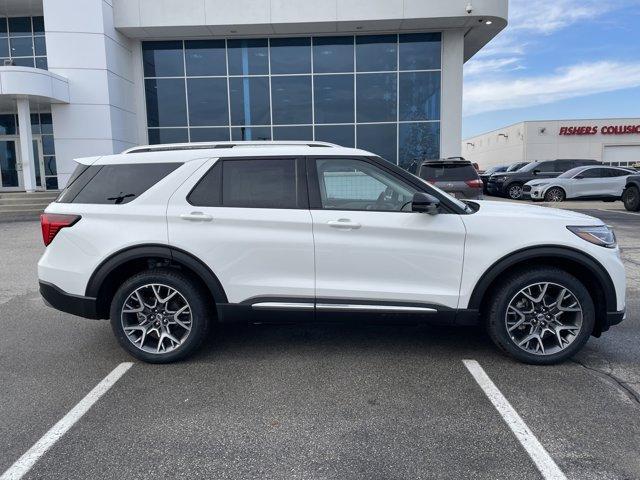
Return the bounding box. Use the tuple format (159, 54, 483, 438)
(38, 141, 626, 364)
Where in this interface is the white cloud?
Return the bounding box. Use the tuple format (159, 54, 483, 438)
(464, 57, 523, 76)
(464, 61, 640, 116)
(508, 0, 613, 34)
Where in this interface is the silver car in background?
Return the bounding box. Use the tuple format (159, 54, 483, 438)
(525, 165, 636, 202)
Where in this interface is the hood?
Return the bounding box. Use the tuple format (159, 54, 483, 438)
(526, 179, 552, 186)
(470, 200, 601, 223)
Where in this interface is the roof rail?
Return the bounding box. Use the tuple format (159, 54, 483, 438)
(123, 140, 340, 154)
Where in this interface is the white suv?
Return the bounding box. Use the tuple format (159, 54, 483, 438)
(38, 141, 626, 364)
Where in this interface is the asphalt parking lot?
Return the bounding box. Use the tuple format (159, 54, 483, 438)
(1, 201, 639, 480)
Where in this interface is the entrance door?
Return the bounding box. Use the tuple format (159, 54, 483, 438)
(0, 140, 22, 190)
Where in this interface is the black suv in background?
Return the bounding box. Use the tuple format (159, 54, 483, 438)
(479, 162, 530, 193)
(487, 159, 600, 199)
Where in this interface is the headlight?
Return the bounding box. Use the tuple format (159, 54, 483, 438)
(567, 225, 616, 248)
(495, 176, 507, 182)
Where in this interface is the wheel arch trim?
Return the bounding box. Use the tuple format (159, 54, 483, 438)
(85, 244, 228, 304)
(467, 245, 617, 313)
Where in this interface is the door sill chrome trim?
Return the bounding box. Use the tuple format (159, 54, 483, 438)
(251, 302, 315, 310)
(316, 304, 437, 313)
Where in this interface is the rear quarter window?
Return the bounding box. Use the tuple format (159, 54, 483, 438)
(419, 163, 479, 182)
(57, 163, 182, 204)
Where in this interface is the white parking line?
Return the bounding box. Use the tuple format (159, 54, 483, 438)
(462, 360, 567, 480)
(596, 208, 640, 217)
(0, 362, 133, 480)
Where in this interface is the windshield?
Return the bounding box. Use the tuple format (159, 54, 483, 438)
(558, 167, 585, 178)
(507, 162, 528, 172)
(519, 162, 542, 172)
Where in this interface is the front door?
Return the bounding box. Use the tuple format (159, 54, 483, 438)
(0, 139, 22, 191)
(308, 157, 467, 310)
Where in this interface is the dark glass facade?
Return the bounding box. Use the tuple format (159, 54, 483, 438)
(143, 33, 441, 167)
(0, 16, 47, 69)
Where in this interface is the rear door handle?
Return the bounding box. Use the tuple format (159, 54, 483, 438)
(180, 212, 213, 222)
(327, 219, 361, 229)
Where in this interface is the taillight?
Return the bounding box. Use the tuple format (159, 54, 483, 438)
(465, 179, 483, 188)
(40, 213, 81, 246)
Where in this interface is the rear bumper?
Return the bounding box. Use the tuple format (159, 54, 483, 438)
(39, 281, 101, 319)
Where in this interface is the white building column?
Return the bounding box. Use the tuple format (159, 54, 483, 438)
(16, 97, 36, 192)
(440, 30, 465, 159)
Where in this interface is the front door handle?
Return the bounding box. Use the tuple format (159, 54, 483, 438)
(180, 212, 213, 222)
(328, 218, 361, 229)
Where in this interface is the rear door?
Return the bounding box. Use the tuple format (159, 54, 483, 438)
(167, 157, 315, 305)
(308, 157, 466, 310)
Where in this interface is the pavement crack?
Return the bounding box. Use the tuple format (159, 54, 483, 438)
(572, 359, 640, 406)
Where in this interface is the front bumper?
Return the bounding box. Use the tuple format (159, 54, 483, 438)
(39, 281, 101, 319)
(486, 181, 505, 196)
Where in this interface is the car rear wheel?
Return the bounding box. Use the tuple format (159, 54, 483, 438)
(544, 187, 565, 202)
(486, 267, 595, 365)
(110, 269, 211, 363)
(506, 183, 524, 200)
(623, 185, 640, 211)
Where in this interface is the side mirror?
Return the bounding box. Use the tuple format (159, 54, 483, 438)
(412, 192, 440, 215)
(533, 169, 541, 175)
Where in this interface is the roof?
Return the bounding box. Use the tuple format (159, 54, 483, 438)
(75, 141, 375, 166)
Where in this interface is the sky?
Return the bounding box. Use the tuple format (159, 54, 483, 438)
(462, 0, 640, 139)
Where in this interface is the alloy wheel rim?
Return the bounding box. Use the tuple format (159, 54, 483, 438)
(509, 185, 522, 199)
(547, 188, 563, 202)
(505, 282, 583, 356)
(121, 283, 192, 354)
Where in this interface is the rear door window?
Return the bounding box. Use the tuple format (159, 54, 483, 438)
(58, 163, 181, 204)
(419, 163, 478, 182)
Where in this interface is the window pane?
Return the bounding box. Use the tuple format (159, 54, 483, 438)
(273, 126, 313, 141)
(0, 19, 6, 37)
(0, 38, 8, 57)
(314, 125, 354, 147)
(399, 122, 440, 169)
(316, 158, 416, 211)
(229, 77, 270, 126)
(40, 113, 53, 134)
(231, 126, 271, 141)
(188, 162, 221, 207)
(0, 114, 16, 135)
(187, 78, 228, 126)
(45, 176, 58, 190)
(399, 33, 441, 70)
(71, 163, 182, 204)
(10, 36, 33, 57)
(356, 73, 396, 122)
(30, 114, 41, 134)
(34, 35, 46, 56)
(399, 71, 440, 121)
(8, 17, 31, 36)
(148, 128, 188, 145)
(185, 40, 226, 76)
(190, 127, 230, 142)
(42, 135, 55, 155)
(357, 123, 397, 164)
(227, 39, 268, 75)
(271, 75, 312, 125)
(35, 57, 47, 70)
(45, 156, 57, 175)
(12, 57, 34, 67)
(223, 159, 298, 209)
(356, 35, 397, 72)
(270, 37, 311, 74)
(313, 36, 354, 73)
(314, 74, 354, 124)
(33, 17, 45, 33)
(142, 41, 184, 77)
(145, 79, 187, 127)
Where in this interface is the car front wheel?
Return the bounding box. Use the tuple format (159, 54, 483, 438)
(623, 185, 640, 211)
(110, 269, 211, 363)
(486, 267, 595, 364)
(506, 183, 524, 200)
(544, 187, 565, 202)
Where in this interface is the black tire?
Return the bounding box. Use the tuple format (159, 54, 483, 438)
(544, 187, 565, 202)
(485, 267, 595, 365)
(623, 185, 640, 211)
(506, 183, 524, 200)
(110, 269, 211, 363)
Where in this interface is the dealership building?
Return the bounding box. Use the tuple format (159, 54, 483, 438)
(0, 0, 507, 192)
(463, 118, 640, 170)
